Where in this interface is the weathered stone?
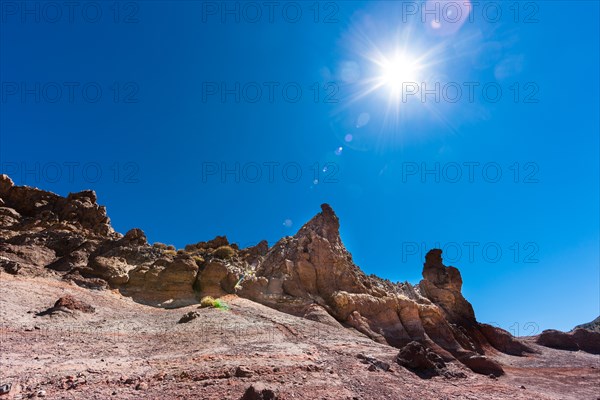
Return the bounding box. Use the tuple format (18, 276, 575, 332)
(479, 323, 535, 356)
(536, 329, 579, 351)
(458, 354, 504, 377)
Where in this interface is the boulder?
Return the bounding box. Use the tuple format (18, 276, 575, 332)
(240, 383, 278, 400)
(396, 341, 446, 377)
(458, 354, 504, 376)
(53, 295, 95, 313)
(37, 295, 95, 315)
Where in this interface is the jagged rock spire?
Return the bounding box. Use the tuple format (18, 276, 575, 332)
(294, 203, 341, 245)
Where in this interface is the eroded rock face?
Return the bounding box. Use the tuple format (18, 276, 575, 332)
(0, 174, 115, 238)
(236, 204, 516, 375)
(0, 178, 538, 376)
(536, 329, 600, 354)
(419, 248, 475, 326)
(125, 254, 199, 308)
(479, 323, 535, 356)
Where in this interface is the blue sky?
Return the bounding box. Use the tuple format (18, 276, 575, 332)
(1, 1, 598, 333)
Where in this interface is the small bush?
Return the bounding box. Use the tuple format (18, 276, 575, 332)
(153, 242, 167, 250)
(213, 245, 235, 260)
(166, 245, 176, 251)
(164, 249, 177, 256)
(199, 296, 230, 310)
(177, 249, 185, 255)
(200, 296, 216, 308)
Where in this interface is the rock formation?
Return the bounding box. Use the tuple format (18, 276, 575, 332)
(536, 328, 600, 354)
(2, 174, 586, 378)
(574, 316, 600, 333)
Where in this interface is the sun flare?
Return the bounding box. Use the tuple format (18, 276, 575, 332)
(377, 52, 423, 94)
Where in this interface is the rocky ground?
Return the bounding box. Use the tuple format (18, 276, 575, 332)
(1, 274, 599, 400)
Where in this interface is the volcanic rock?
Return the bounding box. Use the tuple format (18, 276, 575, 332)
(479, 323, 535, 356)
(574, 316, 600, 333)
(37, 295, 95, 315)
(0, 179, 536, 376)
(457, 354, 504, 377)
(536, 329, 579, 351)
(240, 383, 278, 400)
(396, 341, 446, 374)
(537, 328, 600, 354)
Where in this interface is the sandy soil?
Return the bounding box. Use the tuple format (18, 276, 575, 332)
(1, 274, 598, 400)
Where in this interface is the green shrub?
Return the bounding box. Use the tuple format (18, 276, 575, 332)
(213, 245, 235, 259)
(213, 299, 230, 311)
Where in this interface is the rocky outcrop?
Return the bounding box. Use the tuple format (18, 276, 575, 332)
(537, 328, 600, 354)
(124, 254, 200, 308)
(234, 204, 523, 375)
(0, 174, 115, 238)
(571, 329, 600, 354)
(574, 316, 600, 333)
(195, 260, 240, 298)
(0, 177, 540, 376)
(478, 323, 535, 356)
(396, 341, 447, 376)
(419, 249, 476, 326)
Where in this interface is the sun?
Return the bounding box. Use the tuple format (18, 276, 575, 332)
(377, 52, 423, 94)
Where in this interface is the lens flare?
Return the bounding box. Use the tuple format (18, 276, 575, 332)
(378, 53, 423, 93)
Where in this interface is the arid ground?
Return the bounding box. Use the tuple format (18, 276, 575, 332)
(1, 274, 598, 400)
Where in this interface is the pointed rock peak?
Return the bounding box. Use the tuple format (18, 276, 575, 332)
(320, 203, 336, 218)
(424, 248, 444, 269)
(422, 248, 463, 292)
(295, 203, 341, 244)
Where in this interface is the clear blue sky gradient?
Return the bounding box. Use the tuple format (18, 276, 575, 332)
(1, 1, 598, 333)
